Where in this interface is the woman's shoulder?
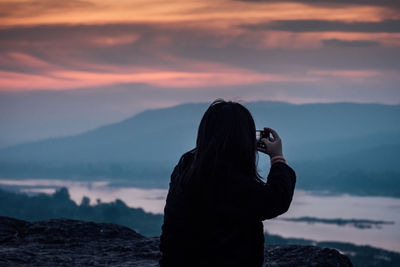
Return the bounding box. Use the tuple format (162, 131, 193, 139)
(179, 149, 196, 164)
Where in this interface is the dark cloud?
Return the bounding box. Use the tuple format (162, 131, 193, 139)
(322, 39, 380, 48)
(0, 23, 146, 41)
(242, 20, 400, 33)
(0, 23, 256, 73)
(238, 0, 400, 9)
(176, 44, 400, 72)
(0, 0, 92, 18)
(0, 23, 399, 80)
(0, 24, 178, 72)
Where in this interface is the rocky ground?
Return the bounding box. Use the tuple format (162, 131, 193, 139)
(0, 216, 352, 266)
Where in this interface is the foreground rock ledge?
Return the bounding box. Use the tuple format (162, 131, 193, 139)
(0, 216, 352, 266)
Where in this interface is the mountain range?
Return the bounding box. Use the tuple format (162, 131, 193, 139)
(0, 101, 399, 195)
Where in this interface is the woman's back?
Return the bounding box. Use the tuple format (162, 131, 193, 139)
(160, 150, 296, 267)
(159, 100, 296, 266)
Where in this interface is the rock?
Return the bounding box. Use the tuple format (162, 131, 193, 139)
(0, 216, 158, 267)
(0, 216, 352, 266)
(264, 245, 353, 267)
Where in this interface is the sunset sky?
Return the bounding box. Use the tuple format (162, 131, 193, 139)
(0, 0, 400, 145)
(1, 0, 399, 102)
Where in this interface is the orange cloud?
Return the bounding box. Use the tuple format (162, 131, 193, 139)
(0, 64, 316, 91)
(0, 0, 394, 28)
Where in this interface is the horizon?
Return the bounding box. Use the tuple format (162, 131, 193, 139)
(1, 100, 399, 150)
(1, 98, 399, 148)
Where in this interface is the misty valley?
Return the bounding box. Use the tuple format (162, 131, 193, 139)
(1, 102, 399, 193)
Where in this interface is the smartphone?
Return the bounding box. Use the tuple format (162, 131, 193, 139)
(256, 130, 269, 149)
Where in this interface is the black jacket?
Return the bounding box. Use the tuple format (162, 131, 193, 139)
(160, 151, 296, 267)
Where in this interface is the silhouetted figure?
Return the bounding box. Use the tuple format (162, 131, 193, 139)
(160, 100, 296, 267)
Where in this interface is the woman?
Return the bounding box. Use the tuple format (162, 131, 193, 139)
(160, 99, 296, 267)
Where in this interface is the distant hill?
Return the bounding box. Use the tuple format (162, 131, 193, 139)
(0, 103, 205, 164)
(0, 101, 399, 195)
(1, 101, 399, 163)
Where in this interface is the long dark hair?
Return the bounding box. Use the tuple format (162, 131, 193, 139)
(182, 99, 261, 184)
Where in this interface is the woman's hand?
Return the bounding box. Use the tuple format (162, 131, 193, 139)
(257, 127, 283, 158)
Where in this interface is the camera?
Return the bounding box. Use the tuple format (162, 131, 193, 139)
(256, 130, 269, 149)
